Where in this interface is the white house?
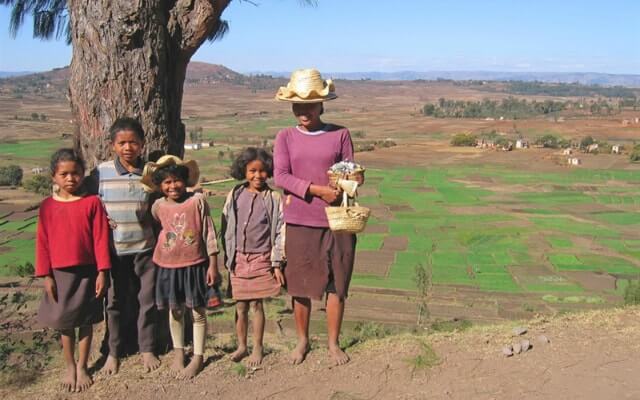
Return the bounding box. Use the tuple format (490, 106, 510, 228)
(184, 143, 202, 151)
(568, 158, 581, 166)
(612, 145, 622, 154)
(586, 143, 599, 153)
(31, 167, 45, 174)
(515, 139, 528, 149)
(562, 148, 573, 155)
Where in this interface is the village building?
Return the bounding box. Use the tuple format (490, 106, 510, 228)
(612, 145, 622, 154)
(568, 157, 581, 166)
(515, 139, 528, 149)
(31, 167, 45, 174)
(184, 143, 202, 151)
(562, 148, 573, 155)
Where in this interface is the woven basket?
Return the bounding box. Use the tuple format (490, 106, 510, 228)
(325, 192, 370, 234)
(327, 168, 365, 186)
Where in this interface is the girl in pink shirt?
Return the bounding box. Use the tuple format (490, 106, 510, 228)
(142, 155, 220, 379)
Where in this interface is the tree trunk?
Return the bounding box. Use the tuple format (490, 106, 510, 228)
(68, 0, 230, 169)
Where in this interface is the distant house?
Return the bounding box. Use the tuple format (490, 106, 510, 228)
(515, 139, 528, 149)
(622, 119, 631, 126)
(586, 143, 599, 153)
(562, 148, 573, 155)
(184, 143, 202, 151)
(634, 117, 639, 124)
(31, 167, 45, 174)
(568, 157, 581, 166)
(612, 145, 622, 154)
(200, 141, 213, 148)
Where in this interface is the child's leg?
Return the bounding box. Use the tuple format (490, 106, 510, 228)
(75, 325, 94, 392)
(59, 329, 76, 392)
(326, 293, 349, 365)
(134, 251, 160, 372)
(169, 307, 186, 372)
(178, 307, 206, 379)
(248, 300, 265, 367)
(231, 301, 250, 362)
(291, 296, 312, 365)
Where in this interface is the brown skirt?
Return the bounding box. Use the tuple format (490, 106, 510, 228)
(37, 266, 104, 330)
(284, 224, 356, 300)
(229, 252, 281, 300)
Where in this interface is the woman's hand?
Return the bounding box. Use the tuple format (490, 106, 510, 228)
(95, 271, 107, 298)
(310, 184, 342, 204)
(273, 268, 286, 286)
(207, 266, 221, 287)
(44, 275, 57, 303)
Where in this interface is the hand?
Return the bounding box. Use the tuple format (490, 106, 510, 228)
(107, 216, 118, 229)
(311, 185, 342, 204)
(207, 266, 221, 287)
(95, 271, 107, 298)
(44, 276, 57, 303)
(354, 171, 365, 186)
(273, 268, 285, 286)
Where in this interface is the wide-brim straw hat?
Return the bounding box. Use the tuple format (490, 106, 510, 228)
(275, 68, 337, 103)
(140, 155, 200, 192)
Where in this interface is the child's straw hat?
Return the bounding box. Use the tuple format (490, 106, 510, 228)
(140, 155, 200, 192)
(275, 68, 337, 103)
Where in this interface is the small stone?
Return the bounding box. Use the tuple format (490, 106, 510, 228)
(521, 340, 531, 352)
(538, 335, 550, 344)
(513, 342, 522, 354)
(513, 326, 528, 336)
(502, 345, 514, 357)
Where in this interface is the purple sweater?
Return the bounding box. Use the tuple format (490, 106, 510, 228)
(274, 125, 354, 227)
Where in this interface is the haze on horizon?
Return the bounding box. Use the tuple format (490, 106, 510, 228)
(0, 0, 638, 75)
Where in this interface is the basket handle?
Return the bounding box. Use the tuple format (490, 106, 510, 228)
(340, 181, 359, 208)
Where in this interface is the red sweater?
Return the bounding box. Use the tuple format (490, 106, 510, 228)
(35, 195, 111, 277)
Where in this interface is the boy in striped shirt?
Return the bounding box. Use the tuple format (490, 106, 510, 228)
(91, 118, 160, 374)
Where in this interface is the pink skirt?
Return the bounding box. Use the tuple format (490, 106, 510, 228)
(229, 252, 281, 300)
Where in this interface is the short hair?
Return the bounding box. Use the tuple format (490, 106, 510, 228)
(229, 147, 274, 180)
(109, 117, 145, 142)
(50, 148, 85, 175)
(151, 164, 190, 186)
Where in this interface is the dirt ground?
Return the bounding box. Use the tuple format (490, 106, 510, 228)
(6, 306, 640, 400)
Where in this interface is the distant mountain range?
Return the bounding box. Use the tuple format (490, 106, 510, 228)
(0, 71, 34, 78)
(253, 70, 640, 87)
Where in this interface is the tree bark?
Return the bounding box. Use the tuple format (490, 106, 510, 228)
(68, 0, 230, 168)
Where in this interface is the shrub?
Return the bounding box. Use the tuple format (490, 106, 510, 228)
(450, 133, 477, 147)
(23, 175, 51, 196)
(534, 134, 561, 149)
(630, 145, 640, 162)
(580, 136, 595, 149)
(624, 279, 640, 305)
(0, 165, 23, 186)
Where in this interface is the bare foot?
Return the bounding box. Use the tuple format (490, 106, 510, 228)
(290, 340, 310, 365)
(177, 355, 204, 379)
(171, 348, 185, 372)
(247, 345, 263, 367)
(61, 365, 76, 392)
(102, 355, 120, 375)
(142, 352, 161, 372)
(75, 366, 93, 392)
(230, 346, 249, 363)
(328, 345, 350, 366)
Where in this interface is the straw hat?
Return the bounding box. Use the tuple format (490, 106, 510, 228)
(140, 155, 200, 192)
(275, 68, 337, 103)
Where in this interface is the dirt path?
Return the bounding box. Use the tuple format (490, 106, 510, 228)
(7, 307, 640, 400)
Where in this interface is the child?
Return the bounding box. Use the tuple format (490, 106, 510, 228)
(141, 155, 220, 379)
(90, 117, 160, 374)
(221, 147, 285, 367)
(36, 148, 111, 392)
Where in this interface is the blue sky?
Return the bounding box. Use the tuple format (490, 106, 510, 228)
(1, 0, 639, 74)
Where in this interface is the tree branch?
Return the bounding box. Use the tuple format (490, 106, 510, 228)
(167, 0, 231, 57)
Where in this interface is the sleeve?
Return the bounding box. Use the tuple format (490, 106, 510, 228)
(341, 129, 355, 162)
(91, 197, 111, 271)
(270, 192, 285, 267)
(198, 196, 219, 256)
(219, 191, 232, 268)
(273, 130, 312, 198)
(35, 202, 52, 277)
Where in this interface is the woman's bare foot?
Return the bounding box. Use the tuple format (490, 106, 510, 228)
(177, 355, 204, 379)
(142, 352, 161, 372)
(290, 340, 310, 365)
(75, 366, 93, 392)
(102, 355, 120, 375)
(61, 365, 76, 392)
(247, 345, 263, 367)
(230, 346, 249, 362)
(171, 348, 185, 372)
(328, 344, 350, 366)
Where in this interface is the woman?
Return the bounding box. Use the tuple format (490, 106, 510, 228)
(273, 68, 363, 366)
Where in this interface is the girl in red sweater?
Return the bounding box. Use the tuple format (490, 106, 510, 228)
(35, 148, 111, 392)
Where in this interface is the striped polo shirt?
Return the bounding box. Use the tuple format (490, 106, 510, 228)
(96, 158, 155, 255)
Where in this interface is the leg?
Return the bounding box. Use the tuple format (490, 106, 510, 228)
(290, 296, 311, 365)
(134, 251, 160, 372)
(231, 301, 250, 362)
(326, 293, 349, 366)
(103, 255, 130, 375)
(178, 307, 206, 379)
(248, 300, 265, 367)
(59, 329, 76, 392)
(169, 307, 186, 372)
(75, 326, 94, 392)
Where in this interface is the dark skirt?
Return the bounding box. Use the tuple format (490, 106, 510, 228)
(37, 266, 104, 330)
(155, 261, 208, 310)
(284, 224, 356, 301)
